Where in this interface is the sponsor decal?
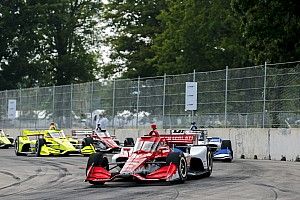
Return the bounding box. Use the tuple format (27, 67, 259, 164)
(160, 134, 195, 144)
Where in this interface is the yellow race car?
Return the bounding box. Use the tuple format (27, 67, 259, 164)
(0, 130, 14, 148)
(15, 129, 95, 156)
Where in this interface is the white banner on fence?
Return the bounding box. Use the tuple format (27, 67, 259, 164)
(185, 82, 197, 111)
(7, 99, 17, 119)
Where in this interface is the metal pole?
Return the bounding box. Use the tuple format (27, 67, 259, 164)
(262, 62, 267, 128)
(162, 74, 166, 128)
(5, 90, 8, 128)
(90, 81, 94, 127)
(52, 85, 55, 123)
(136, 77, 140, 128)
(19, 88, 22, 129)
(35, 87, 38, 129)
(70, 84, 73, 129)
(2, 90, 8, 129)
(225, 66, 228, 128)
(192, 70, 196, 123)
(112, 79, 116, 129)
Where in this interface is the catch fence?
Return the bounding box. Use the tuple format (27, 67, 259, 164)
(0, 61, 299, 129)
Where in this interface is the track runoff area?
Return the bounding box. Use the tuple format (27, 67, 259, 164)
(0, 147, 299, 200)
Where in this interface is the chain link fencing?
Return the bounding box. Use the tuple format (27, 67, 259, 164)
(0, 61, 299, 129)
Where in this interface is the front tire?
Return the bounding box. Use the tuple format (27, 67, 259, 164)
(35, 138, 45, 157)
(86, 152, 109, 175)
(89, 181, 104, 185)
(166, 152, 187, 183)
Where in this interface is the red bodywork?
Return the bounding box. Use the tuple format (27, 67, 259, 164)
(86, 133, 198, 184)
(72, 130, 120, 152)
(91, 133, 120, 151)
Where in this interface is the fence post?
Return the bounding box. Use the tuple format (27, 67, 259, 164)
(4, 90, 8, 129)
(136, 77, 140, 128)
(35, 87, 38, 129)
(70, 84, 73, 128)
(90, 81, 94, 127)
(112, 79, 116, 129)
(224, 66, 228, 128)
(52, 85, 55, 123)
(162, 74, 166, 129)
(192, 70, 196, 123)
(262, 62, 267, 128)
(19, 88, 22, 129)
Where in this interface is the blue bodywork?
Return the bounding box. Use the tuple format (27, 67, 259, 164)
(208, 137, 233, 162)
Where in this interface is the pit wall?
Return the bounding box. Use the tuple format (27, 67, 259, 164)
(4, 128, 300, 161)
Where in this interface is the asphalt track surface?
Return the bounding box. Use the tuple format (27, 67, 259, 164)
(0, 149, 299, 200)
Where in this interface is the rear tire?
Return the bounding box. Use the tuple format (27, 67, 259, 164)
(114, 140, 120, 146)
(82, 137, 93, 147)
(166, 152, 187, 183)
(8, 137, 14, 144)
(124, 138, 135, 147)
(203, 150, 213, 177)
(221, 140, 233, 159)
(15, 137, 22, 156)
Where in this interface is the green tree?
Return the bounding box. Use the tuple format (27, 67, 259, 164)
(232, 0, 300, 64)
(152, 0, 250, 75)
(102, 0, 166, 78)
(0, 0, 102, 90)
(0, 0, 44, 90)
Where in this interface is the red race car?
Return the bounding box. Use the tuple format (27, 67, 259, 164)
(72, 130, 134, 153)
(85, 125, 213, 185)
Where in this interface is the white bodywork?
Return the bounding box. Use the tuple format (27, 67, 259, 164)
(189, 146, 209, 170)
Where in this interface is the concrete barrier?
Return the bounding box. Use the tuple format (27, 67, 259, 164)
(3, 128, 300, 161)
(111, 128, 300, 161)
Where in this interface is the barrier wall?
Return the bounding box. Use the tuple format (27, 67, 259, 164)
(4, 128, 300, 161)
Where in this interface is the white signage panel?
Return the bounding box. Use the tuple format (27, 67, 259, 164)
(185, 82, 197, 111)
(7, 99, 17, 119)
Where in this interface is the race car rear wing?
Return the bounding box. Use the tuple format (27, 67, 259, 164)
(71, 130, 93, 137)
(169, 129, 208, 141)
(21, 129, 62, 136)
(170, 129, 208, 135)
(159, 134, 198, 145)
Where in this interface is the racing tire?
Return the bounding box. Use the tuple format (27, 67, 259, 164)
(124, 138, 134, 147)
(88, 181, 104, 185)
(203, 149, 213, 177)
(8, 137, 14, 144)
(114, 140, 120, 146)
(86, 152, 109, 175)
(82, 137, 93, 147)
(35, 138, 46, 157)
(166, 152, 187, 184)
(15, 137, 23, 156)
(221, 140, 233, 159)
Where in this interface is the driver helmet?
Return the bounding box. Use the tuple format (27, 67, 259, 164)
(151, 123, 157, 130)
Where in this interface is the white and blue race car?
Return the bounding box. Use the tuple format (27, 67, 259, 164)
(207, 137, 233, 162)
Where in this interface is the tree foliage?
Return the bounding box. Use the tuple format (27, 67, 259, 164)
(0, 0, 102, 90)
(151, 0, 251, 75)
(232, 0, 300, 64)
(101, 0, 166, 78)
(1, 0, 300, 90)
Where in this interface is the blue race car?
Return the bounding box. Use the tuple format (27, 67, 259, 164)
(207, 137, 233, 162)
